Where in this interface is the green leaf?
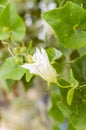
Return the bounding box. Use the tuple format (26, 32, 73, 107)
(78, 47, 86, 56)
(74, 0, 85, 2)
(57, 89, 72, 117)
(0, 0, 7, 5)
(66, 70, 78, 105)
(6, 79, 15, 89)
(70, 69, 79, 88)
(25, 70, 33, 82)
(71, 54, 86, 83)
(49, 106, 65, 122)
(56, 0, 65, 5)
(73, 0, 86, 4)
(0, 3, 26, 41)
(49, 92, 65, 122)
(70, 87, 86, 130)
(57, 71, 78, 105)
(67, 123, 76, 130)
(46, 48, 62, 62)
(42, 1, 86, 48)
(70, 100, 86, 130)
(58, 87, 86, 130)
(67, 87, 75, 105)
(0, 57, 25, 80)
(0, 0, 8, 13)
(69, 86, 86, 129)
(52, 125, 60, 130)
(56, 0, 85, 6)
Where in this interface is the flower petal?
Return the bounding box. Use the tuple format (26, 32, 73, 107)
(21, 63, 39, 74)
(41, 48, 50, 63)
(33, 48, 43, 63)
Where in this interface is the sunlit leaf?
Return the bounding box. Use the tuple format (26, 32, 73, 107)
(71, 54, 86, 83)
(25, 70, 33, 82)
(0, 57, 25, 80)
(67, 87, 75, 105)
(49, 92, 65, 122)
(0, 3, 26, 41)
(70, 69, 79, 88)
(57, 78, 71, 88)
(46, 47, 62, 62)
(57, 76, 86, 130)
(42, 1, 86, 48)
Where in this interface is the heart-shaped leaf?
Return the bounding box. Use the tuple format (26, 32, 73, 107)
(0, 3, 26, 41)
(42, 1, 86, 48)
(71, 54, 86, 83)
(46, 47, 62, 62)
(0, 57, 25, 80)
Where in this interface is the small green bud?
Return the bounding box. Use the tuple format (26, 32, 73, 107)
(26, 55, 34, 63)
(2, 26, 9, 33)
(13, 47, 20, 55)
(15, 56, 23, 64)
(20, 46, 26, 53)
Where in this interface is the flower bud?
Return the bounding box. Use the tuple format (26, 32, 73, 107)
(15, 56, 23, 64)
(13, 47, 20, 55)
(20, 46, 26, 53)
(2, 26, 9, 33)
(25, 55, 34, 63)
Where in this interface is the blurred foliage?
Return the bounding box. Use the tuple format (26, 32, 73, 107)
(0, 0, 86, 130)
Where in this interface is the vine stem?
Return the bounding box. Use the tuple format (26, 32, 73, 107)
(62, 60, 75, 65)
(79, 84, 86, 88)
(8, 45, 15, 57)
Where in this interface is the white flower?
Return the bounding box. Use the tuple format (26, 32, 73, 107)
(21, 48, 57, 84)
